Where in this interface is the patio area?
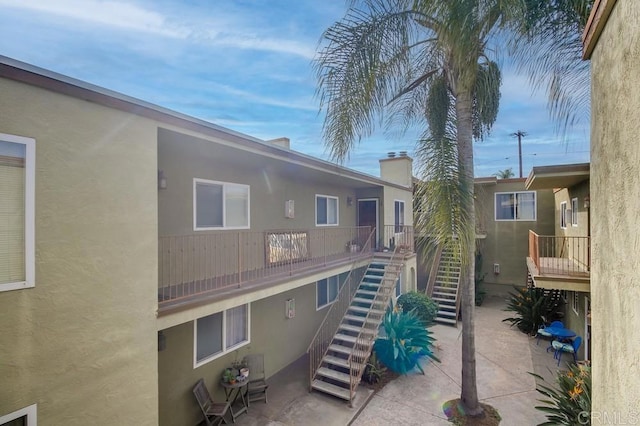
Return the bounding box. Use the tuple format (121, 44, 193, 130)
(225, 295, 568, 425)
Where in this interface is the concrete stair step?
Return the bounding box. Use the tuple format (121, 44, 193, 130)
(322, 355, 364, 371)
(328, 344, 353, 355)
(338, 323, 376, 335)
(311, 379, 352, 400)
(317, 367, 351, 384)
(435, 316, 458, 326)
(348, 305, 385, 315)
(352, 297, 384, 306)
(356, 289, 379, 297)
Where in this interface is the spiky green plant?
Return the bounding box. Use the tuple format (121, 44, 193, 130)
(530, 363, 591, 425)
(373, 308, 439, 375)
(503, 286, 563, 335)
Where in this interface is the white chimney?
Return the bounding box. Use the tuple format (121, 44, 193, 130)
(268, 137, 290, 149)
(380, 152, 413, 187)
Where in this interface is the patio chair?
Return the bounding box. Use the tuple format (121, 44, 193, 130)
(552, 336, 582, 366)
(536, 320, 564, 345)
(243, 353, 269, 405)
(192, 378, 230, 426)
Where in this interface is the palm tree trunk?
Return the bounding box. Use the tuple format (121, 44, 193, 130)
(455, 88, 482, 416)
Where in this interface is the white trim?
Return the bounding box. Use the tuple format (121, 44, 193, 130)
(315, 194, 339, 226)
(572, 291, 579, 316)
(560, 201, 568, 229)
(571, 197, 579, 226)
(494, 191, 537, 222)
(357, 198, 379, 248)
(193, 178, 250, 231)
(394, 199, 405, 228)
(0, 133, 35, 292)
(193, 303, 251, 368)
(584, 296, 590, 360)
(0, 403, 37, 425)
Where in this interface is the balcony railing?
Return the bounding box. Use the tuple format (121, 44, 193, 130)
(381, 225, 415, 252)
(528, 230, 590, 278)
(158, 226, 381, 307)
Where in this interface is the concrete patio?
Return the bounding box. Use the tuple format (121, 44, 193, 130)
(229, 295, 568, 425)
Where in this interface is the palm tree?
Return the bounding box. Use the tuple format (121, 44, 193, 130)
(495, 168, 515, 179)
(315, 0, 522, 416)
(511, 0, 592, 132)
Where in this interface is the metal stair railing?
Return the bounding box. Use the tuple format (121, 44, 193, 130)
(347, 248, 405, 404)
(307, 229, 375, 391)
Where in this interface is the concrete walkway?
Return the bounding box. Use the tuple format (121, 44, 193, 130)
(231, 296, 565, 425)
(352, 296, 563, 425)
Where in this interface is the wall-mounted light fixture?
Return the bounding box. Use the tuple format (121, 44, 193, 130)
(158, 170, 167, 190)
(584, 195, 590, 209)
(347, 196, 353, 206)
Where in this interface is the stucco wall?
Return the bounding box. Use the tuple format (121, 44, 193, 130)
(475, 180, 555, 294)
(158, 279, 332, 426)
(0, 78, 158, 424)
(589, 0, 640, 419)
(563, 291, 589, 361)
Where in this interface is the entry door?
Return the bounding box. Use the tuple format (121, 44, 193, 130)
(357, 199, 379, 249)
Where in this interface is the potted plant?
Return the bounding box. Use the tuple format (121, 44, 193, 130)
(222, 368, 236, 384)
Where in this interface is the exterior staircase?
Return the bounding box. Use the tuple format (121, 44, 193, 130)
(307, 251, 405, 405)
(427, 246, 461, 326)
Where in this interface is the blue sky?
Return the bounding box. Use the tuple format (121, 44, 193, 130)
(0, 0, 590, 177)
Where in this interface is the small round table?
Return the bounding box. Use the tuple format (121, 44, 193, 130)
(544, 327, 576, 352)
(221, 379, 249, 422)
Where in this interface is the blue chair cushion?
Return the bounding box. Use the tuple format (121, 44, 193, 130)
(552, 340, 574, 353)
(537, 328, 552, 337)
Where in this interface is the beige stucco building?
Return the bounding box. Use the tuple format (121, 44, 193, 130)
(583, 0, 640, 422)
(0, 57, 417, 425)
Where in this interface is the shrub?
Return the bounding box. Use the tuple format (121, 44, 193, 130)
(373, 308, 439, 375)
(531, 363, 591, 425)
(503, 286, 563, 335)
(362, 352, 386, 385)
(397, 291, 438, 325)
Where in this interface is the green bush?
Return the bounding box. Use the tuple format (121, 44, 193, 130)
(503, 286, 563, 335)
(373, 308, 439, 375)
(362, 352, 386, 385)
(531, 363, 591, 425)
(397, 291, 438, 325)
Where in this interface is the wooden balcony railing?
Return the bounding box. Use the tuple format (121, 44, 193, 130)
(528, 230, 590, 278)
(158, 226, 386, 306)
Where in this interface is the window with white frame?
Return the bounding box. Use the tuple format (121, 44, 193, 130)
(316, 273, 347, 309)
(495, 191, 536, 221)
(0, 134, 35, 292)
(194, 179, 249, 230)
(560, 201, 568, 229)
(572, 292, 579, 315)
(0, 403, 37, 425)
(394, 200, 405, 232)
(316, 195, 338, 226)
(194, 304, 249, 367)
(571, 198, 578, 226)
(395, 272, 403, 299)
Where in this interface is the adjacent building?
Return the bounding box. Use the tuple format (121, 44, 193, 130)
(582, 0, 640, 420)
(0, 56, 417, 425)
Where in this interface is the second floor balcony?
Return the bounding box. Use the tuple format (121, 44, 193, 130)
(158, 225, 415, 314)
(527, 230, 590, 292)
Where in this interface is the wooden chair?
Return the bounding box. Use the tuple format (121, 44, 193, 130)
(243, 354, 269, 405)
(192, 378, 230, 426)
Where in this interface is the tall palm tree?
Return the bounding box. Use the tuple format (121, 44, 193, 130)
(495, 168, 515, 179)
(315, 0, 522, 416)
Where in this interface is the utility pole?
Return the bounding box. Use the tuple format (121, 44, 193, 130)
(511, 130, 527, 178)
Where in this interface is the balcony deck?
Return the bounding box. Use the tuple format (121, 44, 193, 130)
(157, 226, 414, 315)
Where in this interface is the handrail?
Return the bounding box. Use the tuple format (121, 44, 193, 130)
(307, 229, 376, 391)
(425, 245, 443, 296)
(347, 247, 405, 402)
(528, 231, 590, 277)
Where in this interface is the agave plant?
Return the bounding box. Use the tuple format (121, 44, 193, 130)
(373, 308, 439, 375)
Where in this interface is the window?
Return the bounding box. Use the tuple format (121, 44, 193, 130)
(572, 292, 579, 315)
(0, 404, 37, 425)
(316, 273, 347, 309)
(0, 134, 35, 292)
(395, 272, 403, 298)
(571, 198, 579, 226)
(194, 304, 249, 367)
(394, 200, 405, 232)
(194, 179, 249, 230)
(495, 191, 536, 221)
(316, 195, 338, 226)
(560, 201, 568, 229)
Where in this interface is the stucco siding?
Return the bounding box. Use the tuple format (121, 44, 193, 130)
(158, 280, 329, 426)
(0, 78, 158, 424)
(590, 0, 640, 419)
(475, 180, 555, 294)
